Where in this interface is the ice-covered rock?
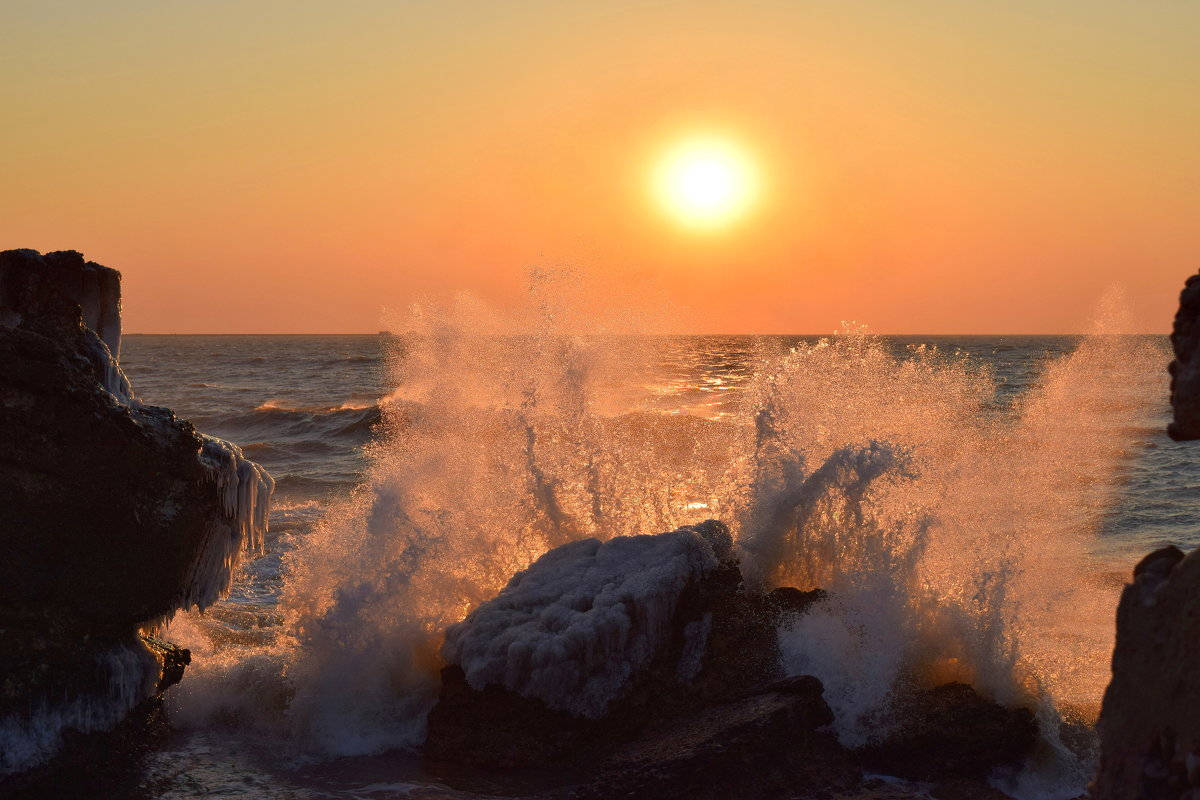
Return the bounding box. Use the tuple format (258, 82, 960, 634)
(442, 520, 734, 719)
(425, 521, 826, 769)
(1169, 270, 1200, 440)
(0, 634, 190, 797)
(0, 248, 272, 775)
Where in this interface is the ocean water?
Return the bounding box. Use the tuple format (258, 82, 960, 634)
(115, 330, 1200, 800)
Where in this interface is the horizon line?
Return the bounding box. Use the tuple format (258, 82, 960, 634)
(122, 331, 1171, 337)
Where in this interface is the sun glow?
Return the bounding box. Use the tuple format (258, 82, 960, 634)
(654, 137, 759, 230)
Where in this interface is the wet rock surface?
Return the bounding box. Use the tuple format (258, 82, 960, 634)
(564, 676, 859, 800)
(0, 249, 272, 776)
(1169, 270, 1200, 440)
(855, 681, 1038, 781)
(1093, 546, 1200, 800)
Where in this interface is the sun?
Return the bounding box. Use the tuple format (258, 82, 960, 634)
(653, 136, 759, 230)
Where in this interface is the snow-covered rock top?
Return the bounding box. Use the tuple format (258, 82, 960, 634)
(442, 520, 733, 719)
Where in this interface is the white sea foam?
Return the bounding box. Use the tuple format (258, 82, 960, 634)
(735, 297, 1162, 797)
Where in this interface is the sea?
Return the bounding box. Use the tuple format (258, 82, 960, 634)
(114, 331, 1200, 800)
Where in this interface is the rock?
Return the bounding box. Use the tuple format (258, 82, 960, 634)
(926, 780, 1016, 800)
(1131, 545, 1186, 603)
(1169, 271, 1200, 440)
(0, 249, 273, 775)
(428, 671, 860, 800)
(855, 682, 1038, 782)
(425, 664, 592, 768)
(0, 248, 122, 357)
(0, 634, 189, 800)
(566, 676, 860, 800)
(439, 521, 740, 721)
(425, 521, 823, 770)
(141, 634, 192, 692)
(1093, 546, 1200, 799)
(764, 585, 829, 618)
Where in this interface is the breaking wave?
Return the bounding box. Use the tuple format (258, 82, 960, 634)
(166, 284, 1165, 799)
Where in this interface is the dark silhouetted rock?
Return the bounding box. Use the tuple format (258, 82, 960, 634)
(855, 682, 1038, 782)
(0, 248, 122, 356)
(0, 635, 190, 800)
(566, 676, 859, 800)
(1093, 546, 1200, 800)
(425, 663, 591, 768)
(0, 248, 273, 775)
(1169, 271, 1200, 440)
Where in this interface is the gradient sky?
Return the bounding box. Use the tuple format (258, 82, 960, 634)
(3, 1, 1197, 333)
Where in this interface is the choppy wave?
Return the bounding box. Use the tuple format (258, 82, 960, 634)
(193, 404, 383, 444)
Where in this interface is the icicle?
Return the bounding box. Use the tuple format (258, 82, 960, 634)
(181, 437, 274, 611)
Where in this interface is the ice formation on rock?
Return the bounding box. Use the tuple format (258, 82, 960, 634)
(0, 248, 273, 775)
(177, 437, 276, 614)
(442, 521, 733, 718)
(80, 325, 135, 402)
(0, 641, 158, 775)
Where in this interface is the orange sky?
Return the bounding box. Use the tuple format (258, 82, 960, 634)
(2, 2, 1198, 333)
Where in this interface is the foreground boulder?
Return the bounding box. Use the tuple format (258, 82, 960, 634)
(567, 676, 860, 800)
(1093, 545, 1200, 800)
(856, 681, 1037, 782)
(426, 521, 820, 766)
(1169, 270, 1200, 440)
(0, 249, 273, 776)
(425, 521, 1039, 798)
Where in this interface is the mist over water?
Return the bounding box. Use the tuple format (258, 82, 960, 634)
(136, 285, 1172, 799)
(740, 320, 1163, 797)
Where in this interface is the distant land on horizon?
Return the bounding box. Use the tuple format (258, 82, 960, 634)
(121, 330, 1170, 337)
